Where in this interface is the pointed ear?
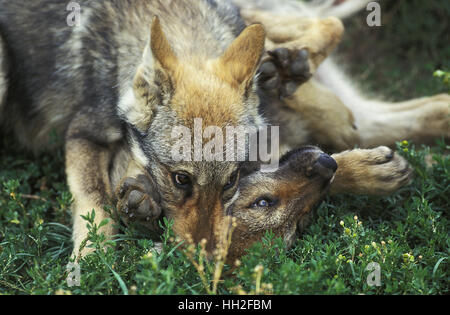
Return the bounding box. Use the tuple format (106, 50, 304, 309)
(216, 24, 266, 89)
(126, 17, 177, 131)
(150, 16, 178, 74)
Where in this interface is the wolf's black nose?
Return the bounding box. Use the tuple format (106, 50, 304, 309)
(308, 153, 337, 180)
(317, 153, 338, 172)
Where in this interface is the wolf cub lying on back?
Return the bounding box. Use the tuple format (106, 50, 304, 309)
(116, 145, 410, 261)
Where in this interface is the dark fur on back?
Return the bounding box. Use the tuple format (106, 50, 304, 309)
(0, 0, 247, 150)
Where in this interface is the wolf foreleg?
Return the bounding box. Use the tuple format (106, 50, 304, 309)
(114, 161, 162, 232)
(330, 146, 413, 196)
(65, 117, 120, 260)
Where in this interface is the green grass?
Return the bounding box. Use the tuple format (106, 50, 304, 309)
(336, 0, 450, 100)
(0, 1, 449, 295)
(0, 139, 449, 295)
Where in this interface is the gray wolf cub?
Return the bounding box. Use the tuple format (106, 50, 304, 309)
(0, 0, 266, 257)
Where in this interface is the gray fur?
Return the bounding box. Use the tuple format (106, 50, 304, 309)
(0, 0, 248, 151)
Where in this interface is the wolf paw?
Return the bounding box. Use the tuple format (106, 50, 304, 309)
(331, 146, 413, 196)
(364, 147, 413, 194)
(116, 175, 161, 228)
(259, 48, 312, 98)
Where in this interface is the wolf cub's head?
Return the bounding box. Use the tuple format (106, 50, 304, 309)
(118, 146, 337, 261)
(118, 17, 266, 251)
(226, 146, 337, 262)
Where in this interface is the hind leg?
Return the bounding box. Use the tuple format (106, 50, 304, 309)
(246, 8, 345, 97)
(259, 56, 360, 151)
(248, 10, 359, 151)
(356, 95, 450, 148)
(314, 59, 450, 148)
(285, 80, 360, 151)
(241, 9, 344, 73)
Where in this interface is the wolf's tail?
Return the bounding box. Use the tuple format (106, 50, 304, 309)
(232, 0, 372, 19)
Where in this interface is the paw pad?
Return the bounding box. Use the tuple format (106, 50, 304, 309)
(259, 48, 312, 98)
(116, 175, 161, 225)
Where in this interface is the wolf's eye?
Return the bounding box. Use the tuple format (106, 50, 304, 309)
(223, 170, 239, 191)
(250, 197, 277, 209)
(172, 173, 192, 189)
